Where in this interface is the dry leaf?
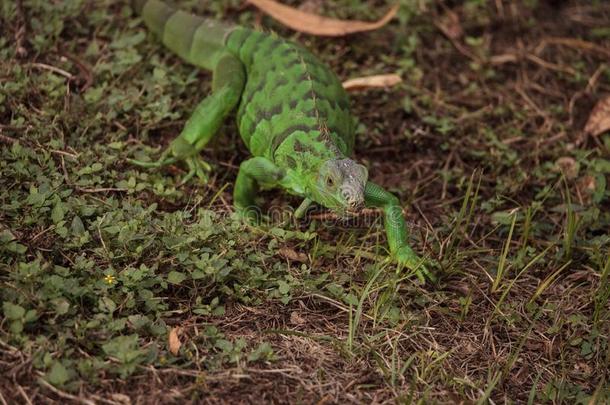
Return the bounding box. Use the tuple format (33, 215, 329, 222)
(247, 0, 399, 36)
(278, 247, 308, 262)
(290, 311, 306, 325)
(555, 156, 579, 179)
(342, 74, 402, 91)
(578, 175, 597, 193)
(584, 95, 610, 136)
(109, 394, 132, 405)
(168, 327, 182, 356)
(577, 175, 597, 204)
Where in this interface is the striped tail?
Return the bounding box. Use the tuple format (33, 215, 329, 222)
(131, 0, 236, 70)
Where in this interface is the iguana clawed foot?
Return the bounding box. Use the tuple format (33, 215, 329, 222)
(234, 206, 258, 223)
(393, 245, 435, 283)
(127, 147, 177, 169)
(235, 206, 274, 225)
(180, 156, 212, 185)
(128, 137, 212, 185)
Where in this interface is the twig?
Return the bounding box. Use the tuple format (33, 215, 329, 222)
(0, 389, 9, 405)
(568, 64, 607, 130)
(60, 52, 93, 92)
(0, 124, 26, 132)
(494, 0, 505, 18)
(60, 52, 94, 91)
(245, 367, 303, 374)
(305, 293, 376, 321)
(585, 63, 606, 93)
(434, 19, 482, 63)
(50, 149, 79, 159)
(489, 53, 519, 65)
(31, 225, 55, 242)
(525, 54, 577, 76)
(0, 134, 17, 144)
(87, 394, 128, 405)
(539, 37, 610, 58)
(514, 86, 550, 121)
(76, 187, 128, 193)
(16, 385, 32, 405)
(14, 0, 28, 58)
(59, 155, 70, 185)
(29, 63, 73, 79)
(97, 213, 108, 252)
(490, 52, 579, 77)
(38, 378, 96, 405)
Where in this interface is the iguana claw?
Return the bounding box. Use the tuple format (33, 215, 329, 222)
(127, 147, 178, 169)
(128, 150, 212, 185)
(181, 156, 212, 185)
(234, 206, 271, 225)
(394, 245, 435, 283)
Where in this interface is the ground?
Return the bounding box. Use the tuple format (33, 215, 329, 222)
(1, 0, 609, 403)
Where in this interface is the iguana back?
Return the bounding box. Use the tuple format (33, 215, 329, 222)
(226, 29, 354, 169)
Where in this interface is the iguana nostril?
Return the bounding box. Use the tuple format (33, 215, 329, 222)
(341, 188, 352, 201)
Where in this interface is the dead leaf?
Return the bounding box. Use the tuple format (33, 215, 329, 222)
(278, 247, 308, 262)
(579, 175, 597, 193)
(437, 9, 463, 40)
(290, 311, 306, 325)
(555, 156, 579, 179)
(575, 361, 593, 375)
(246, 0, 399, 36)
(109, 394, 132, 405)
(577, 175, 597, 204)
(584, 95, 610, 136)
(342, 74, 402, 91)
(168, 327, 182, 356)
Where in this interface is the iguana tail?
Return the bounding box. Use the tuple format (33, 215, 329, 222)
(131, 0, 236, 70)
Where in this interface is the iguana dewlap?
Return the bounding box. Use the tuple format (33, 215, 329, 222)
(130, 0, 431, 280)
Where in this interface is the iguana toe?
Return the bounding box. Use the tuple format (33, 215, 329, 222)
(394, 246, 435, 283)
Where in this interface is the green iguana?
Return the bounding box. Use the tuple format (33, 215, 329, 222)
(129, 0, 431, 281)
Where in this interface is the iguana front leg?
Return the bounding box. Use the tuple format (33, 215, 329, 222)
(294, 198, 313, 219)
(364, 181, 432, 282)
(233, 157, 284, 221)
(129, 52, 245, 184)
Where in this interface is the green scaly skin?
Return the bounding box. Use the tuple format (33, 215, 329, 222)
(130, 0, 432, 281)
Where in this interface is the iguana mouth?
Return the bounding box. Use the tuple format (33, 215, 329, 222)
(344, 206, 364, 217)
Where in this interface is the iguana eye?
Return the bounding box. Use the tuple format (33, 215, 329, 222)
(326, 176, 335, 187)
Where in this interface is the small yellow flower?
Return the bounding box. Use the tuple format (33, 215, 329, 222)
(104, 274, 116, 285)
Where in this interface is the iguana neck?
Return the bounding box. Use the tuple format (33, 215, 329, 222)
(275, 129, 344, 170)
(274, 130, 345, 196)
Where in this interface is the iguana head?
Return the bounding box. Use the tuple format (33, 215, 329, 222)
(309, 158, 368, 215)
